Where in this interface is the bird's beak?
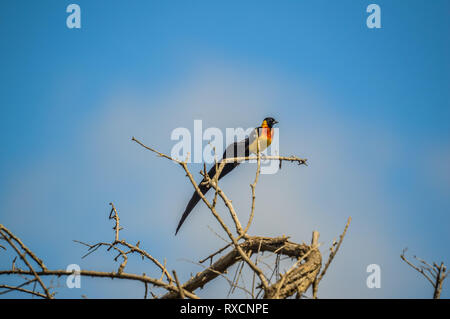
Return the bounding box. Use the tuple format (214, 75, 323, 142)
(273, 120, 279, 125)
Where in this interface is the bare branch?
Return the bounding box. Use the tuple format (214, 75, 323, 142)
(313, 217, 351, 298)
(401, 249, 448, 299)
(0, 268, 199, 299)
(0, 225, 52, 299)
(0, 284, 47, 298)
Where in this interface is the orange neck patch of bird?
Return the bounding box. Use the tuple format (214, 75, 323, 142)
(260, 121, 273, 145)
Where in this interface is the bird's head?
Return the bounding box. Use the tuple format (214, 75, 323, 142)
(262, 117, 279, 128)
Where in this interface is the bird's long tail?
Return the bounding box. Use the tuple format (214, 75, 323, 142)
(175, 161, 240, 235)
(175, 182, 209, 235)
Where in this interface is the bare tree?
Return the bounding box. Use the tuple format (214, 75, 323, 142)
(0, 137, 350, 299)
(401, 248, 447, 299)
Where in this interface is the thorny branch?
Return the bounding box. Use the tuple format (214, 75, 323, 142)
(0, 209, 197, 299)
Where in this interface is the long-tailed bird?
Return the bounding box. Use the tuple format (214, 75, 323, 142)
(175, 117, 278, 235)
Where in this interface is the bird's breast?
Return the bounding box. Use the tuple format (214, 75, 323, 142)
(248, 128, 273, 154)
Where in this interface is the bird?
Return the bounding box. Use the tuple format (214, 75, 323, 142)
(175, 117, 279, 235)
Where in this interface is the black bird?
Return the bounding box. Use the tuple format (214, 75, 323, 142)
(175, 117, 278, 235)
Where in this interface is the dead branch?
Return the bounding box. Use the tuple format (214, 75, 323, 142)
(264, 232, 322, 299)
(161, 235, 313, 299)
(312, 217, 352, 298)
(132, 136, 310, 294)
(172, 270, 185, 299)
(0, 209, 193, 299)
(0, 224, 52, 299)
(401, 248, 447, 299)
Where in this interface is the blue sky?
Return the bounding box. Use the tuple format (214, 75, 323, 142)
(0, 0, 449, 298)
